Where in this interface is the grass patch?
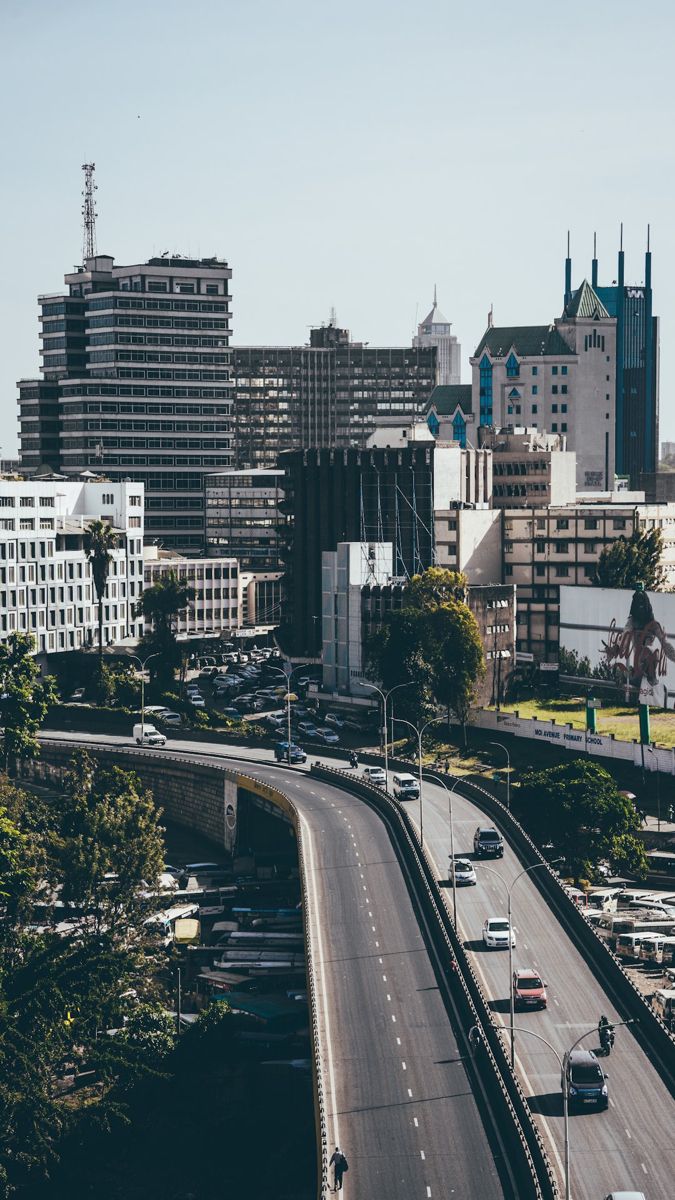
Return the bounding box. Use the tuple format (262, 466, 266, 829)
(488, 697, 675, 749)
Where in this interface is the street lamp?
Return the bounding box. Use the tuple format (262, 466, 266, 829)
(504, 1019, 632, 1200)
(489, 740, 511, 810)
(127, 652, 161, 732)
(393, 714, 446, 849)
(479, 858, 562, 1069)
(360, 681, 415, 792)
(421, 770, 464, 927)
(266, 662, 307, 764)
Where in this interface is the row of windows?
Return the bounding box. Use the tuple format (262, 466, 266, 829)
(89, 350, 229, 366)
(88, 333, 227, 349)
(87, 296, 228, 314)
(89, 314, 228, 331)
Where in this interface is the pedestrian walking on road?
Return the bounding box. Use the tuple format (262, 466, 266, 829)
(330, 1146, 348, 1190)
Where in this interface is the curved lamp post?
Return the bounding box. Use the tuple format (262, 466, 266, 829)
(127, 652, 161, 731)
(360, 681, 415, 792)
(267, 662, 308, 763)
(393, 714, 446, 849)
(488, 740, 511, 809)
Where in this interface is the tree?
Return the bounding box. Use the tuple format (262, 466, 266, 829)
(515, 760, 642, 877)
(57, 752, 165, 939)
(135, 572, 195, 689)
(592, 527, 666, 591)
(365, 568, 485, 742)
(0, 633, 57, 774)
(85, 518, 118, 668)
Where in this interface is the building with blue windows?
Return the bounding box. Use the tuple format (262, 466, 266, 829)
(565, 234, 659, 487)
(424, 384, 472, 447)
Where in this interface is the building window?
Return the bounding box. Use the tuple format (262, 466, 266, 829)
(561, 385, 568, 395)
(536, 565, 545, 577)
(532, 404, 538, 414)
(561, 365, 568, 375)
(552, 385, 558, 395)
(555, 565, 569, 577)
(556, 518, 569, 530)
(584, 518, 598, 530)
(561, 403, 567, 413)
(532, 386, 538, 396)
(552, 365, 559, 375)
(613, 518, 626, 530)
(552, 423, 558, 431)
(479, 354, 493, 425)
(506, 353, 519, 379)
(532, 366, 538, 376)
(552, 404, 558, 413)
(505, 565, 513, 577)
(452, 411, 466, 448)
(561, 423, 567, 432)
(129, 495, 142, 506)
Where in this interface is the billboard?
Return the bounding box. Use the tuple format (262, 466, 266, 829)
(559, 584, 675, 709)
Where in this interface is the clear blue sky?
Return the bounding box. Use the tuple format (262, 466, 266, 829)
(1, 0, 673, 453)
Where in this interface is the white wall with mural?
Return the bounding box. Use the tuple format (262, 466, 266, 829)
(559, 585, 675, 710)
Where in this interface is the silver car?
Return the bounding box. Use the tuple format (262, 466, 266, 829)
(450, 857, 477, 886)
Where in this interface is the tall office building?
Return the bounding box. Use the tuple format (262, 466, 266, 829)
(18, 253, 233, 551)
(413, 288, 461, 385)
(565, 233, 659, 487)
(232, 320, 437, 469)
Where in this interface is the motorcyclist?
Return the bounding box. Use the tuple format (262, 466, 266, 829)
(349, 751, 358, 769)
(598, 1014, 614, 1052)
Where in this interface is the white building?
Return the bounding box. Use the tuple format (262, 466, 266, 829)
(413, 289, 461, 386)
(322, 542, 399, 695)
(143, 547, 239, 639)
(0, 476, 145, 654)
(480, 427, 577, 508)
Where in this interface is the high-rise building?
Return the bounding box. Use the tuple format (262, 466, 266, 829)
(413, 288, 461, 385)
(232, 321, 437, 469)
(565, 233, 659, 486)
(204, 468, 285, 571)
(18, 253, 233, 551)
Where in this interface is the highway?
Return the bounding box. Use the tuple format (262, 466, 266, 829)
(41, 732, 511, 1200)
(416, 776, 675, 1200)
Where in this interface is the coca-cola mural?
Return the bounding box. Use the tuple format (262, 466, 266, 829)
(559, 584, 675, 709)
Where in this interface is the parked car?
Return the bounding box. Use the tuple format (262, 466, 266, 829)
(473, 827, 504, 859)
(562, 1048, 608, 1110)
(512, 968, 547, 1010)
(297, 721, 319, 737)
(199, 667, 219, 679)
(362, 766, 386, 786)
(68, 687, 86, 702)
(189, 695, 206, 709)
(482, 917, 515, 949)
(314, 727, 339, 745)
(274, 742, 307, 764)
(449, 858, 477, 886)
(324, 712, 345, 729)
(159, 711, 183, 727)
(220, 706, 241, 720)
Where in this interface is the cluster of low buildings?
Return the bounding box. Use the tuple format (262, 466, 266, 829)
(7, 227, 675, 706)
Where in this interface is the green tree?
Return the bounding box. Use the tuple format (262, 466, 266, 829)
(85, 519, 118, 668)
(0, 633, 57, 774)
(592, 527, 666, 591)
(135, 572, 195, 690)
(365, 568, 485, 742)
(515, 759, 642, 876)
(57, 752, 165, 939)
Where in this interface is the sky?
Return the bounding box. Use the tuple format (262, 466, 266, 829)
(1, 0, 674, 454)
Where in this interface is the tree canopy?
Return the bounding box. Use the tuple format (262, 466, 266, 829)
(592, 527, 666, 591)
(514, 759, 647, 878)
(0, 634, 57, 775)
(135, 572, 195, 688)
(365, 568, 485, 733)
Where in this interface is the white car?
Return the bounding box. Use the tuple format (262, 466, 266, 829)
(189, 695, 206, 709)
(362, 766, 386, 786)
(450, 858, 477, 886)
(324, 713, 345, 730)
(482, 917, 516, 949)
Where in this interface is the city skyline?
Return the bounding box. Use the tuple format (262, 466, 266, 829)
(2, 0, 673, 455)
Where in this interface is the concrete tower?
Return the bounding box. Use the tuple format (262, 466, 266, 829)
(413, 286, 461, 385)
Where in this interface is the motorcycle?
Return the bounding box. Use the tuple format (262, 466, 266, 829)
(349, 753, 358, 770)
(599, 1026, 614, 1056)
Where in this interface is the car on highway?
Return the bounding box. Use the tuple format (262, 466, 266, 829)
(562, 1048, 608, 1110)
(133, 723, 166, 748)
(473, 826, 504, 859)
(362, 766, 386, 786)
(603, 1193, 646, 1200)
(512, 968, 547, 1010)
(449, 857, 476, 886)
(275, 742, 307, 764)
(392, 773, 420, 801)
(482, 917, 515, 949)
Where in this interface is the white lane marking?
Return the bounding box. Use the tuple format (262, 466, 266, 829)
(625, 1129, 632, 1139)
(375, 940, 380, 947)
(408, 1087, 413, 1098)
(413, 1117, 419, 1127)
(392, 1014, 397, 1023)
(641, 1163, 648, 1175)
(396, 1036, 401, 1045)
(609, 1097, 616, 1108)
(378, 957, 383, 964)
(420, 1149, 425, 1159)
(363, 885, 367, 891)
(386, 993, 391, 1001)
(426, 1185, 432, 1196)
(554, 998, 560, 1006)
(382, 974, 387, 982)
(402, 1061, 407, 1070)
(368, 910, 373, 917)
(298, 810, 340, 1151)
(372, 925, 376, 932)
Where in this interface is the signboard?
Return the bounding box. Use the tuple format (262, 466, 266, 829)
(539, 662, 559, 672)
(560, 585, 675, 710)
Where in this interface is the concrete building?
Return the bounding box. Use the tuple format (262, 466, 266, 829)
(412, 289, 461, 386)
(18, 253, 233, 551)
(143, 546, 239, 638)
(566, 237, 659, 486)
(479, 427, 577, 508)
(205, 468, 285, 571)
(661, 442, 675, 461)
(238, 571, 283, 631)
(279, 439, 497, 657)
(471, 279, 617, 492)
(425, 384, 474, 447)
(321, 541, 515, 707)
(0, 476, 144, 654)
(503, 499, 675, 660)
(232, 321, 437, 470)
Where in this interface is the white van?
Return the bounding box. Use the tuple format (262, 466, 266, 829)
(392, 773, 420, 801)
(615, 932, 655, 962)
(133, 723, 166, 747)
(651, 987, 675, 1029)
(587, 887, 623, 913)
(639, 933, 666, 964)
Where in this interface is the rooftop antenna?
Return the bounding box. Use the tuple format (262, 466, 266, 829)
(329, 305, 337, 327)
(81, 163, 98, 262)
(620, 221, 624, 252)
(647, 223, 651, 252)
(433, 282, 438, 308)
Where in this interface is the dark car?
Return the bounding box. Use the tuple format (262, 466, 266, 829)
(473, 827, 504, 859)
(562, 1049, 608, 1110)
(274, 742, 307, 764)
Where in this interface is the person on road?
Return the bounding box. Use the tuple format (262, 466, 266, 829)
(349, 751, 358, 769)
(598, 1014, 613, 1051)
(330, 1146, 348, 1190)
(468, 1025, 482, 1056)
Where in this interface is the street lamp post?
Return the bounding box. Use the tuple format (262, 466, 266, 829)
(127, 652, 161, 732)
(645, 744, 661, 832)
(421, 770, 465, 927)
(393, 714, 446, 850)
(489, 740, 511, 809)
(479, 859, 562, 1069)
(360, 681, 415, 792)
(267, 662, 306, 764)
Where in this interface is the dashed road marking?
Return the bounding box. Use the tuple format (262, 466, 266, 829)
(396, 1036, 401, 1045)
(386, 993, 391, 1001)
(625, 1129, 632, 1139)
(402, 1061, 407, 1070)
(372, 924, 376, 932)
(408, 1087, 413, 1098)
(382, 974, 387, 982)
(420, 1149, 425, 1159)
(392, 1014, 397, 1023)
(641, 1163, 648, 1175)
(413, 1117, 419, 1127)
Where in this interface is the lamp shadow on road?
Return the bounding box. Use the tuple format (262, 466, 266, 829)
(487, 997, 510, 1014)
(526, 1092, 564, 1117)
(463, 938, 494, 953)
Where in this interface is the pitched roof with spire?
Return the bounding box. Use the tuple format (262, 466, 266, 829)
(563, 279, 611, 320)
(419, 285, 451, 329)
(473, 324, 574, 360)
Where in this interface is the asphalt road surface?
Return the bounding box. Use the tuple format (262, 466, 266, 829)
(414, 775, 675, 1200)
(43, 732, 511, 1200)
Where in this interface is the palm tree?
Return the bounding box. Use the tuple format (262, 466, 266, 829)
(135, 572, 195, 688)
(85, 519, 118, 667)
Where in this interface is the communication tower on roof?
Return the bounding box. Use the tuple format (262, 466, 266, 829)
(81, 162, 98, 262)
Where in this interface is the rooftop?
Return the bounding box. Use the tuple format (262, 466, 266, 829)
(426, 383, 473, 415)
(563, 279, 611, 321)
(474, 325, 574, 359)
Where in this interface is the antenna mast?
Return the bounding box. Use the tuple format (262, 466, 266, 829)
(81, 163, 98, 262)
